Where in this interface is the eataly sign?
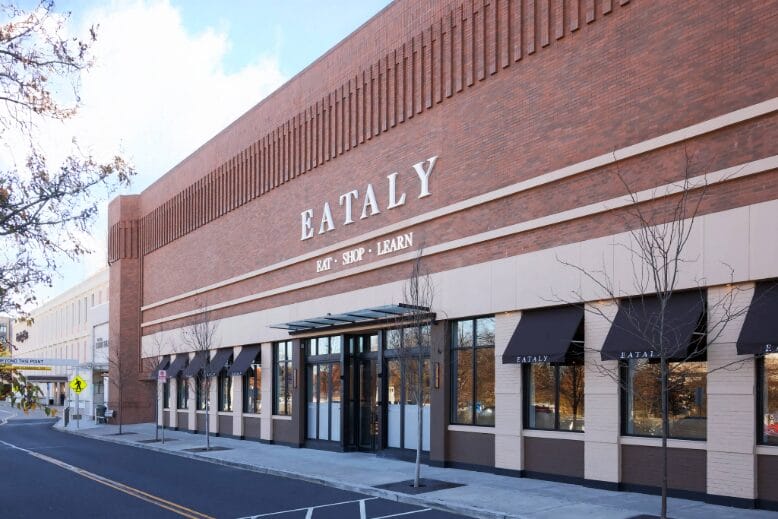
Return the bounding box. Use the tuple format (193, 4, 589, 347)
(300, 155, 438, 241)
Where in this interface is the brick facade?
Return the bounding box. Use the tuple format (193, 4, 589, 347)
(109, 0, 778, 510)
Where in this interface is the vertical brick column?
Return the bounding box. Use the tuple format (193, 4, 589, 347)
(232, 348, 244, 438)
(209, 372, 218, 434)
(156, 381, 164, 426)
(260, 343, 273, 441)
(187, 365, 196, 431)
(107, 195, 154, 424)
(494, 311, 523, 473)
(706, 284, 756, 502)
(169, 377, 178, 429)
(584, 301, 620, 485)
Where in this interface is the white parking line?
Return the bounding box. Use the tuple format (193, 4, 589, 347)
(0, 407, 16, 425)
(239, 497, 379, 519)
(372, 509, 432, 519)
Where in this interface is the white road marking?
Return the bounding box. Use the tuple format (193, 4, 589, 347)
(240, 497, 379, 518)
(0, 407, 16, 425)
(0, 438, 214, 519)
(360, 498, 367, 519)
(372, 510, 432, 519)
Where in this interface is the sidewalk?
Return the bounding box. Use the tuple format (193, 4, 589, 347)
(53, 420, 774, 519)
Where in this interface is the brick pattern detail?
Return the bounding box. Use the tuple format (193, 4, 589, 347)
(107, 220, 139, 263)
(137, 0, 630, 256)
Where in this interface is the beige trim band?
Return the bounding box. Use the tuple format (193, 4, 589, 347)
(141, 97, 778, 313)
(141, 154, 778, 328)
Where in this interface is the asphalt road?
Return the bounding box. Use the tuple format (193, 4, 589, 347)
(0, 419, 466, 519)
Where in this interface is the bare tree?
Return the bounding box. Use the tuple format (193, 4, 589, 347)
(107, 339, 137, 435)
(143, 329, 170, 442)
(558, 150, 750, 518)
(396, 248, 435, 489)
(180, 301, 219, 450)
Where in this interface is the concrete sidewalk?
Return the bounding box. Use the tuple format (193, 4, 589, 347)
(53, 419, 773, 519)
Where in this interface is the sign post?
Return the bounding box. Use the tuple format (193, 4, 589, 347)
(69, 374, 87, 430)
(157, 370, 167, 444)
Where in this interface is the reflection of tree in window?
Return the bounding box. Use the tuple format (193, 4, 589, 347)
(762, 355, 778, 445)
(625, 358, 706, 440)
(451, 317, 495, 426)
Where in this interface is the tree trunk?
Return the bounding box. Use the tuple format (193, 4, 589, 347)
(661, 356, 669, 519)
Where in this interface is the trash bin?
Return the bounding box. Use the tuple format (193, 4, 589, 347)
(95, 404, 107, 424)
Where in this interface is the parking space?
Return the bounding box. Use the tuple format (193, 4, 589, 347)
(239, 496, 462, 519)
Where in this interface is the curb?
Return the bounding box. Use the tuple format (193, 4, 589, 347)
(56, 426, 520, 519)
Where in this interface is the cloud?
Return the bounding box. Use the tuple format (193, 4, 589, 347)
(75, 0, 286, 190)
(18, 0, 287, 302)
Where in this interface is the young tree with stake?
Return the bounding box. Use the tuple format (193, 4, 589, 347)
(396, 247, 436, 489)
(559, 150, 750, 519)
(180, 301, 219, 451)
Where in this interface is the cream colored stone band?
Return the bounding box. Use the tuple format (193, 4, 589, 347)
(141, 153, 778, 328)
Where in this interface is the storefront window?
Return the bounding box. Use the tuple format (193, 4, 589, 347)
(195, 375, 207, 410)
(623, 358, 707, 440)
(524, 360, 584, 432)
(451, 316, 495, 426)
(274, 341, 293, 415)
(759, 354, 778, 445)
(243, 356, 262, 414)
(163, 381, 170, 409)
(307, 335, 342, 356)
(176, 374, 188, 409)
(385, 325, 431, 451)
(218, 359, 233, 412)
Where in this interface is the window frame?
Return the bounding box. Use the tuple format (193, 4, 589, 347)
(162, 380, 170, 409)
(176, 373, 188, 410)
(217, 356, 233, 412)
(523, 358, 585, 433)
(242, 354, 262, 414)
(195, 374, 206, 411)
(450, 315, 495, 427)
(620, 355, 708, 441)
(756, 354, 778, 446)
(273, 341, 293, 416)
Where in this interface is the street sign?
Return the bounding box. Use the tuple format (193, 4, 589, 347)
(0, 358, 78, 367)
(69, 375, 87, 394)
(157, 369, 167, 383)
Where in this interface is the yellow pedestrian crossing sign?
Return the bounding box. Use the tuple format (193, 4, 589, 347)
(70, 375, 87, 394)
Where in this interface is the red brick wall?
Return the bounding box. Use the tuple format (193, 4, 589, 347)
(106, 0, 778, 328)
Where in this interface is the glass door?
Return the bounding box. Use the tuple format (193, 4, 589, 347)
(357, 357, 377, 450)
(345, 333, 379, 451)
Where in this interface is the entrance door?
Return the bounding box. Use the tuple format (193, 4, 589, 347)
(346, 333, 379, 451)
(357, 357, 377, 450)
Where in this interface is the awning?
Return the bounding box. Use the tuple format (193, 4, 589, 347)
(737, 280, 778, 355)
(152, 355, 170, 375)
(182, 351, 207, 378)
(270, 303, 435, 335)
(601, 291, 705, 361)
(166, 355, 189, 378)
(204, 349, 233, 377)
(502, 306, 584, 364)
(229, 345, 261, 376)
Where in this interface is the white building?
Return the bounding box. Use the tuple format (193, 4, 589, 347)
(13, 268, 109, 418)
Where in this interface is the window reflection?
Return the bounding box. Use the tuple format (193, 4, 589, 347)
(624, 359, 706, 440)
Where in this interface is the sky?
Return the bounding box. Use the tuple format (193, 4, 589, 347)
(8, 0, 391, 305)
